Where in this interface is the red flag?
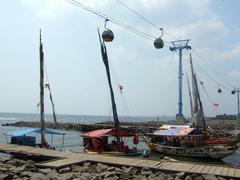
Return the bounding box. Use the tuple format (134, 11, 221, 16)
(119, 85, 123, 93)
(213, 103, 220, 108)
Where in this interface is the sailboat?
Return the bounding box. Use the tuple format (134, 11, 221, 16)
(82, 28, 145, 157)
(145, 54, 239, 159)
(6, 30, 65, 148)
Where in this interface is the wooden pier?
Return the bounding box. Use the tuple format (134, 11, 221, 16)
(0, 143, 240, 178)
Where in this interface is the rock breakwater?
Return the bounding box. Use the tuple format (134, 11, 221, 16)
(1, 121, 162, 133)
(0, 156, 234, 180)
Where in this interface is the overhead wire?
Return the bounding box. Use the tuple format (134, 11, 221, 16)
(115, 0, 160, 30)
(115, 0, 233, 87)
(65, 0, 158, 41)
(114, 0, 179, 41)
(182, 51, 232, 91)
(191, 49, 235, 88)
(67, 0, 233, 94)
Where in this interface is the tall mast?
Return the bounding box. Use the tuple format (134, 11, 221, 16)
(186, 74, 194, 120)
(97, 29, 121, 150)
(39, 30, 46, 146)
(190, 54, 206, 131)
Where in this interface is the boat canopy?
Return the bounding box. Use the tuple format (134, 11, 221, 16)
(158, 125, 191, 130)
(152, 127, 195, 137)
(83, 129, 113, 138)
(6, 128, 65, 136)
(83, 128, 132, 138)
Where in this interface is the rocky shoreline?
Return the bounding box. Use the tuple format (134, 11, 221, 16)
(2, 119, 240, 134)
(0, 156, 235, 180)
(1, 121, 163, 133)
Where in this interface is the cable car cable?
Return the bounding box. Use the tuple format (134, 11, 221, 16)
(66, 0, 159, 41)
(191, 49, 235, 88)
(114, 0, 179, 41)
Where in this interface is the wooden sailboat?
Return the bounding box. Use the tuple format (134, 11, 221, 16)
(6, 31, 64, 147)
(82, 28, 144, 157)
(145, 54, 239, 159)
(39, 30, 59, 148)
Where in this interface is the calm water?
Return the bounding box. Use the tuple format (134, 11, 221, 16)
(0, 112, 239, 167)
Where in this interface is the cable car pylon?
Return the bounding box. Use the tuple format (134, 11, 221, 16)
(170, 39, 191, 121)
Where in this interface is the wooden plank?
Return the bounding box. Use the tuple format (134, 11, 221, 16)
(175, 163, 194, 172)
(201, 165, 212, 174)
(1, 144, 240, 178)
(147, 161, 162, 168)
(36, 158, 83, 168)
(220, 167, 229, 176)
(155, 162, 172, 168)
(141, 160, 158, 167)
(190, 165, 205, 173)
(126, 160, 146, 166)
(207, 166, 217, 174)
(188, 164, 201, 173)
(168, 163, 184, 171)
(227, 168, 236, 177)
(160, 162, 178, 170)
(214, 167, 223, 175)
(234, 168, 240, 178)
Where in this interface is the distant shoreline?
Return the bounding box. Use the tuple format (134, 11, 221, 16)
(2, 119, 240, 133)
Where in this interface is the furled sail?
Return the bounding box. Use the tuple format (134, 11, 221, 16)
(97, 28, 121, 147)
(189, 54, 206, 130)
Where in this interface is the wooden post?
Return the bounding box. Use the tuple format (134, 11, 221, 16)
(40, 30, 46, 147)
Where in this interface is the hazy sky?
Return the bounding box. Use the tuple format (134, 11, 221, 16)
(0, 0, 239, 117)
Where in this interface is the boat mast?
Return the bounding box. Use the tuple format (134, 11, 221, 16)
(186, 74, 194, 119)
(97, 29, 121, 150)
(39, 30, 46, 147)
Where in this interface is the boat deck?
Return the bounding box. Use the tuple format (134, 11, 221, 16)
(0, 143, 239, 178)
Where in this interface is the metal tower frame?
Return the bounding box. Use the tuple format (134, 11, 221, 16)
(170, 39, 191, 119)
(232, 88, 240, 121)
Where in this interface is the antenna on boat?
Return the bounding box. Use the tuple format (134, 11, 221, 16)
(39, 29, 46, 147)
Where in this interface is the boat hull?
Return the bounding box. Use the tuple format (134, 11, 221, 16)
(83, 148, 143, 157)
(146, 141, 237, 159)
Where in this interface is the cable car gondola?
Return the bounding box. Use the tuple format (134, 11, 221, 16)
(154, 28, 164, 49)
(102, 19, 114, 42)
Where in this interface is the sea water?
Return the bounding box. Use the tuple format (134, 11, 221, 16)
(0, 112, 239, 167)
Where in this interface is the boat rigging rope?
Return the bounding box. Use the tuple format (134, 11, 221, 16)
(31, 102, 40, 121)
(191, 49, 235, 89)
(198, 78, 218, 115)
(108, 60, 131, 118)
(44, 64, 58, 124)
(182, 51, 232, 91)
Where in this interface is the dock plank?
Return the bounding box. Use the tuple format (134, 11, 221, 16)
(227, 168, 236, 177)
(36, 158, 83, 168)
(214, 167, 223, 175)
(200, 165, 212, 174)
(0, 143, 240, 178)
(220, 167, 229, 176)
(234, 168, 240, 178)
(176, 163, 194, 172)
(207, 166, 217, 174)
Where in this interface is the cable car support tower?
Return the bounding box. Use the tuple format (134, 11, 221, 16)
(170, 39, 191, 121)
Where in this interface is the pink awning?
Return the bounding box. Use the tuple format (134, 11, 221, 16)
(83, 129, 113, 138)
